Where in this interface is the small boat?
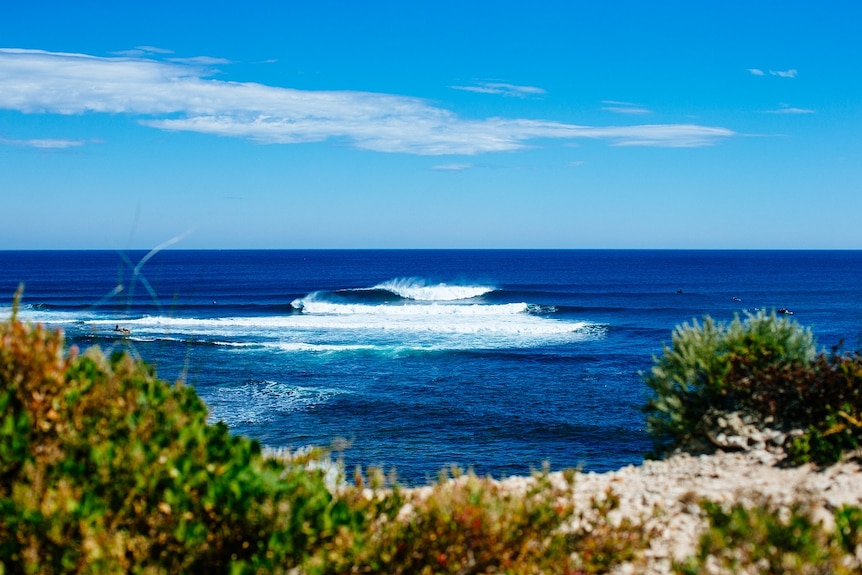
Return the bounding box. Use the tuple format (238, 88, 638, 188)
(777, 308, 794, 315)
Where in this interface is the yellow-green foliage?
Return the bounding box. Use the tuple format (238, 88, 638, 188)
(303, 467, 653, 575)
(0, 306, 353, 574)
(677, 500, 862, 574)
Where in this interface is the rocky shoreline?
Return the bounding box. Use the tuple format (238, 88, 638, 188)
(346, 411, 862, 573)
(486, 413, 862, 574)
(551, 450, 862, 573)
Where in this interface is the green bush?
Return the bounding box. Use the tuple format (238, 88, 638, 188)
(307, 467, 653, 575)
(739, 350, 862, 465)
(644, 310, 862, 466)
(0, 305, 359, 574)
(643, 310, 815, 457)
(677, 500, 862, 574)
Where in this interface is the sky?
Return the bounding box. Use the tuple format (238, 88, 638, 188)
(1, 1, 860, 249)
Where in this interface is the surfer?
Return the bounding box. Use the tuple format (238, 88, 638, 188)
(113, 324, 131, 335)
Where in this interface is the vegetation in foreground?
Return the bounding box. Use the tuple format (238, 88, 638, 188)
(3, 297, 862, 573)
(643, 310, 862, 465)
(677, 499, 862, 575)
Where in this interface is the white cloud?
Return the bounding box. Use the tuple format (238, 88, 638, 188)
(581, 124, 734, 147)
(0, 49, 735, 154)
(451, 82, 547, 98)
(135, 46, 174, 54)
(770, 69, 798, 78)
(750, 68, 798, 79)
(603, 107, 651, 115)
(601, 100, 651, 115)
(112, 46, 175, 57)
(764, 104, 815, 114)
(167, 56, 232, 66)
(0, 136, 87, 149)
(432, 163, 474, 171)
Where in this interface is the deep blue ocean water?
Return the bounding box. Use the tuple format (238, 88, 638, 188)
(2, 250, 861, 484)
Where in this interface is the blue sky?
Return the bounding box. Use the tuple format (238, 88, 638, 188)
(1, 1, 860, 249)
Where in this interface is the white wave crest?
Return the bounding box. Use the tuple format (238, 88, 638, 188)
(267, 342, 380, 353)
(296, 301, 529, 316)
(373, 278, 495, 301)
(45, 292, 602, 352)
(72, 308, 598, 349)
(7, 306, 99, 325)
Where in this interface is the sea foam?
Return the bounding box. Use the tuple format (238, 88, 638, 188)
(22, 277, 601, 353)
(371, 278, 495, 301)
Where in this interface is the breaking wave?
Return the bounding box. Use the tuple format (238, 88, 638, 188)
(371, 278, 495, 301)
(12, 278, 603, 353)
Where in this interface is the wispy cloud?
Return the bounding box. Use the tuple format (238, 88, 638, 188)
(770, 69, 798, 78)
(601, 100, 651, 115)
(749, 68, 798, 79)
(0, 49, 735, 154)
(585, 124, 733, 147)
(764, 103, 815, 114)
(112, 46, 175, 57)
(167, 56, 232, 66)
(0, 136, 87, 149)
(451, 81, 547, 98)
(432, 163, 474, 171)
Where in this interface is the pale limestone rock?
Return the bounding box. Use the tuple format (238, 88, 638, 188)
(391, 408, 862, 574)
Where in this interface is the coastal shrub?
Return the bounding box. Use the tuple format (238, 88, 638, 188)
(0, 302, 361, 574)
(677, 500, 862, 574)
(736, 348, 862, 465)
(310, 468, 653, 575)
(644, 310, 862, 466)
(643, 310, 816, 456)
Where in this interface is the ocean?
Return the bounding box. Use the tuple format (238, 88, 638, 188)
(2, 250, 860, 484)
